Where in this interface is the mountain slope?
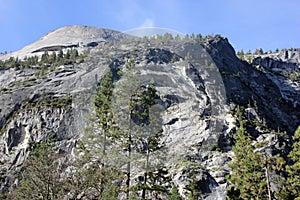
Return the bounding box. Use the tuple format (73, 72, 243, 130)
(0, 25, 133, 60)
(0, 26, 299, 199)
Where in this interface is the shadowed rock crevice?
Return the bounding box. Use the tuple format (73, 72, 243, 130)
(31, 44, 79, 53)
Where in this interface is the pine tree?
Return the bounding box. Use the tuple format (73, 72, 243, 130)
(94, 69, 115, 159)
(41, 51, 49, 63)
(254, 48, 264, 55)
(169, 185, 182, 200)
(69, 68, 123, 199)
(162, 33, 174, 44)
(65, 49, 71, 59)
(226, 107, 268, 199)
(12, 141, 65, 200)
(78, 59, 168, 199)
(49, 52, 57, 64)
(237, 49, 245, 60)
(64, 148, 121, 199)
(112, 59, 140, 198)
(79, 62, 140, 198)
(132, 82, 169, 199)
(70, 49, 79, 61)
(287, 126, 300, 199)
(111, 60, 169, 199)
(196, 33, 203, 42)
(175, 34, 182, 42)
(226, 107, 288, 200)
(57, 49, 63, 63)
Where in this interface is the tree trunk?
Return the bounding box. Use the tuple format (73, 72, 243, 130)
(265, 156, 272, 200)
(126, 112, 133, 199)
(126, 139, 131, 199)
(142, 147, 150, 199)
(100, 132, 107, 196)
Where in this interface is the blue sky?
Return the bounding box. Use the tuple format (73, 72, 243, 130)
(0, 0, 299, 53)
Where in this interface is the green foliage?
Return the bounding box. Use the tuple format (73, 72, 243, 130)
(282, 70, 300, 81)
(185, 176, 202, 200)
(120, 32, 222, 46)
(95, 69, 115, 137)
(287, 126, 300, 199)
(172, 159, 204, 199)
(162, 33, 174, 44)
(80, 67, 130, 197)
(41, 51, 49, 63)
(0, 48, 86, 72)
(226, 106, 287, 200)
(24, 93, 72, 110)
(58, 84, 125, 199)
(57, 49, 63, 59)
(12, 141, 65, 200)
(226, 115, 267, 199)
(64, 149, 122, 199)
(133, 71, 167, 197)
(83, 61, 169, 199)
(169, 185, 182, 200)
(128, 80, 169, 199)
(236, 49, 245, 60)
(254, 48, 264, 55)
(0, 126, 7, 136)
(0, 57, 20, 69)
(90, 68, 121, 167)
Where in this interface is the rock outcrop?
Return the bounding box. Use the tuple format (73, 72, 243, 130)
(206, 37, 299, 133)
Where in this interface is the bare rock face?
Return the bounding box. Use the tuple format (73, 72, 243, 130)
(0, 25, 133, 60)
(252, 51, 300, 107)
(206, 37, 300, 133)
(0, 26, 299, 199)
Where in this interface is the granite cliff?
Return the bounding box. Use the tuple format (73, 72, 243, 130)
(0, 26, 299, 199)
